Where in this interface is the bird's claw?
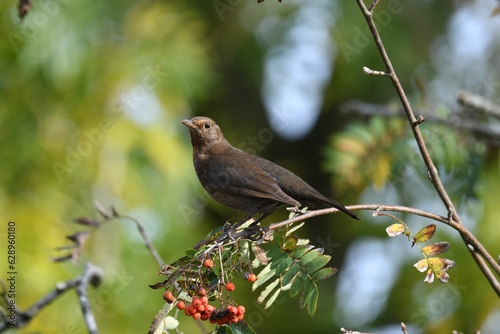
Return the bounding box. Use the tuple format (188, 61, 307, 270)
(287, 206, 308, 215)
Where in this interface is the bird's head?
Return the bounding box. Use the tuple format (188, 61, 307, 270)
(181, 116, 225, 150)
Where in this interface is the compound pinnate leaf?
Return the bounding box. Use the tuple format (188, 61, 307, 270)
(422, 242, 450, 256)
(412, 224, 436, 246)
(386, 223, 405, 237)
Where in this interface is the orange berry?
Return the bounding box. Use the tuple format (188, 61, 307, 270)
(177, 301, 186, 310)
(225, 282, 235, 291)
(192, 298, 201, 308)
(201, 312, 210, 320)
(200, 296, 208, 305)
(192, 312, 201, 320)
(205, 304, 215, 314)
(197, 304, 205, 312)
(203, 259, 214, 268)
(184, 305, 195, 316)
(237, 305, 245, 314)
(247, 273, 257, 283)
(162, 290, 175, 303)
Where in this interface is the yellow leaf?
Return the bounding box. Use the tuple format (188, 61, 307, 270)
(386, 223, 405, 237)
(412, 224, 436, 246)
(413, 259, 428, 273)
(428, 257, 455, 271)
(422, 242, 450, 256)
(424, 269, 434, 283)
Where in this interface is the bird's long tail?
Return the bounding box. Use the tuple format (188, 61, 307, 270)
(326, 199, 360, 220)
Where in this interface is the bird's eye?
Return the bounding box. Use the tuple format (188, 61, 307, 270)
(204, 122, 211, 129)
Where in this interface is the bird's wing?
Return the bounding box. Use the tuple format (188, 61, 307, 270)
(205, 152, 300, 207)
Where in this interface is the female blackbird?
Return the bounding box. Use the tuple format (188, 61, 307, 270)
(182, 116, 359, 225)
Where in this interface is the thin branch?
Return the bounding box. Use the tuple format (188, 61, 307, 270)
(75, 263, 103, 334)
(0, 262, 103, 332)
(457, 90, 500, 119)
(341, 100, 500, 144)
(120, 215, 165, 266)
(355, 0, 500, 295)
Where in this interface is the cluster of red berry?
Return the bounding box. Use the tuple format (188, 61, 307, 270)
(161, 257, 257, 326)
(162, 283, 244, 325)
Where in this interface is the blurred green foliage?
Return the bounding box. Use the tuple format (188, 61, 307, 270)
(0, 0, 499, 333)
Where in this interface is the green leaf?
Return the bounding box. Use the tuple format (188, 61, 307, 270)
(264, 285, 282, 310)
(286, 222, 305, 236)
(266, 245, 284, 260)
(306, 285, 319, 316)
(290, 245, 311, 259)
(304, 254, 331, 274)
(281, 263, 301, 286)
(289, 271, 306, 297)
(252, 263, 276, 291)
(296, 238, 310, 246)
(299, 249, 320, 266)
(300, 279, 318, 314)
(311, 267, 337, 282)
(257, 278, 280, 305)
(273, 256, 293, 277)
(185, 249, 197, 257)
(225, 321, 257, 334)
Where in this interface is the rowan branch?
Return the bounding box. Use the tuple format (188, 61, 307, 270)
(354, 0, 500, 295)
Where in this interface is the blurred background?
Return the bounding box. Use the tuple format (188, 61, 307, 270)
(1, 0, 500, 333)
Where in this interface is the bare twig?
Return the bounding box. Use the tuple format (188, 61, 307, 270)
(119, 215, 165, 266)
(341, 100, 500, 144)
(457, 90, 500, 119)
(0, 262, 103, 332)
(354, 0, 500, 295)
